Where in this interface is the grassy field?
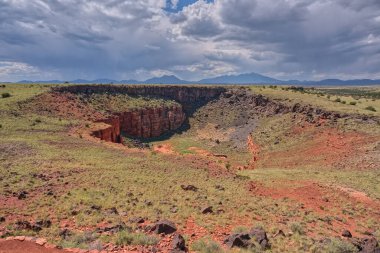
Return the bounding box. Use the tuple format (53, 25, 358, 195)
(251, 85, 380, 116)
(1, 84, 379, 252)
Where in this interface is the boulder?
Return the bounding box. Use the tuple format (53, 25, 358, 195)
(342, 230, 352, 238)
(201, 206, 213, 214)
(250, 227, 270, 249)
(172, 233, 186, 252)
(152, 220, 177, 235)
(225, 227, 270, 250)
(356, 237, 380, 253)
(225, 233, 251, 248)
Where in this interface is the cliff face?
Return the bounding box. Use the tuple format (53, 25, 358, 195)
(91, 104, 186, 142)
(119, 104, 185, 138)
(91, 117, 122, 143)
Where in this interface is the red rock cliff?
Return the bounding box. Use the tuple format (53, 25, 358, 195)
(91, 104, 186, 142)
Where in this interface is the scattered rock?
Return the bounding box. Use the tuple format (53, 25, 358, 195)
(172, 233, 186, 252)
(250, 227, 270, 249)
(354, 237, 380, 253)
(35, 238, 47, 246)
(170, 206, 178, 213)
(181, 185, 198, 192)
(225, 233, 251, 248)
(35, 219, 52, 228)
(17, 191, 28, 200)
(59, 229, 72, 239)
(342, 230, 352, 238)
(225, 227, 270, 250)
(91, 205, 102, 211)
(14, 236, 25, 241)
(105, 207, 118, 215)
(274, 230, 286, 238)
(215, 185, 225, 191)
(15, 220, 41, 232)
(101, 223, 128, 233)
(151, 220, 177, 235)
(128, 217, 145, 224)
(201, 206, 213, 214)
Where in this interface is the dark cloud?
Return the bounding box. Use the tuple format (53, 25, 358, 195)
(0, 0, 379, 81)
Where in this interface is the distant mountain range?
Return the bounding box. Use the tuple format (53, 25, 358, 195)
(11, 72, 380, 86)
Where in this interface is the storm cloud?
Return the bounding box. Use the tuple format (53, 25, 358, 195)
(0, 0, 379, 81)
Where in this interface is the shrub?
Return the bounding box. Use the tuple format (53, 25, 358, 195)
(334, 98, 341, 102)
(327, 95, 331, 99)
(1, 92, 11, 98)
(324, 238, 358, 253)
(341, 101, 346, 104)
(115, 231, 159, 246)
(349, 102, 357, 106)
(290, 222, 305, 235)
(191, 239, 223, 253)
(365, 106, 376, 112)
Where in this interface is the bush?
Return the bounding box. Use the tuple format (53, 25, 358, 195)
(191, 239, 223, 253)
(290, 222, 305, 235)
(115, 231, 159, 246)
(365, 106, 376, 112)
(324, 238, 358, 253)
(349, 102, 357, 106)
(334, 98, 341, 102)
(341, 101, 346, 104)
(1, 92, 11, 98)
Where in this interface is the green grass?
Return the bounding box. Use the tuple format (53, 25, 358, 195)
(250, 86, 380, 116)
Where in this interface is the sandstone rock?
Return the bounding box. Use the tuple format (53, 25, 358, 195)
(35, 238, 47, 246)
(14, 236, 25, 241)
(152, 220, 177, 235)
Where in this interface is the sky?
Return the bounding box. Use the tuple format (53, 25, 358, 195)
(1, 0, 380, 82)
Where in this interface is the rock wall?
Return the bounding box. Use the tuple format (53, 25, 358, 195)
(91, 104, 186, 142)
(118, 104, 185, 138)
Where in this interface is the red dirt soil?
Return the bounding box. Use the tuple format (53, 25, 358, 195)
(259, 123, 376, 169)
(0, 239, 66, 253)
(248, 180, 380, 238)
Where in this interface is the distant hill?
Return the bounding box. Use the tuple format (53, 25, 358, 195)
(144, 75, 190, 84)
(199, 72, 280, 84)
(9, 72, 380, 85)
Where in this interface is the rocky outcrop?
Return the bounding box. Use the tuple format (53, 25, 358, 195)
(92, 104, 186, 142)
(118, 105, 185, 138)
(92, 117, 122, 143)
(53, 85, 226, 111)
